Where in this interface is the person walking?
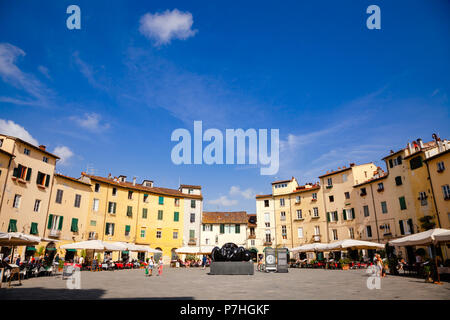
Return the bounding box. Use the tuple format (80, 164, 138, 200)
(148, 257, 154, 276)
(202, 255, 207, 270)
(157, 257, 163, 276)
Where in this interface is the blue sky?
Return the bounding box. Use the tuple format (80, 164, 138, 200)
(1, 0, 449, 213)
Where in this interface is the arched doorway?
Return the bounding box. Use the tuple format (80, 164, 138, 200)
(154, 247, 162, 262)
(249, 248, 258, 262)
(171, 248, 178, 261)
(44, 242, 57, 266)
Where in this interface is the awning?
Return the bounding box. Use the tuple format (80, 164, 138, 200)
(60, 240, 123, 251)
(389, 228, 450, 246)
(122, 251, 129, 254)
(0, 232, 41, 246)
(327, 239, 384, 250)
(26, 246, 36, 251)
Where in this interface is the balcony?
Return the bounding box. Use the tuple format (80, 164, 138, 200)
(311, 215, 320, 219)
(49, 229, 61, 238)
(263, 241, 272, 246)
(377, 187, 384, 192)
(313, 235, 321, 242)
(188, 238, 197, 245)
(325, 185, 333, 189)
(437, 167, 445, 173)
(311, 198, 317, 202)
(248, 234, 256, 239)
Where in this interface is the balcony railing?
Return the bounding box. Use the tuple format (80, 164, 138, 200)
(313, 235, 321, 242)
(188, 238, 197, 245)
(248, 234, 256, 239)
(49, 229, 61, 237)
(263, 241, 272, 246)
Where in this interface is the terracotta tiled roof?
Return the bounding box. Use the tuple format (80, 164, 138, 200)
(55, 173, 92, 186)
(0, 135, 60, 159)
(180, 184, 202, 189)
(202, 211, 248, 224)
(255, 194, 272, 199)
(353, 173, 388, 188)
(318, 166, 352, 178)
(82, 173, 203, 200)
(271, 177, 294, 185)
(291, 184, 321, 194)
(403, 141, 437, 160)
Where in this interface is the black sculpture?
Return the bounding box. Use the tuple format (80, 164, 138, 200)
(211, 243, 251, 262)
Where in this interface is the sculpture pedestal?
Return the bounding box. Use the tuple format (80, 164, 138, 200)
(209, 261, 254, 275)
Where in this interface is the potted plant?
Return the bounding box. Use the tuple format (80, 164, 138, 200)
(339, 258, 351, 270)
(424, 265, 433, 283)
(58, 259, 64, 272)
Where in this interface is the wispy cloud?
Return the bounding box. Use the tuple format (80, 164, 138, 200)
(0, 119, 39, 145)
(37, 65, 51, 80)
(0, 43, 54, 107)
(139, 9, 197, 46)
(207, 195, 238, 207)
(229, 185, 256, 200)
(70, 112, 110, 132)
(73, 51, 108, 91)
(52, 145, 74, 166)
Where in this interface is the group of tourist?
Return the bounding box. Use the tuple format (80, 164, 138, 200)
(145, 257, 164, 276)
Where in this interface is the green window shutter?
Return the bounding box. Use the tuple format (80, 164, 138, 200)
(158, 210, 163, 220)
(159, 196, 164, 205)
(45, 174, 50, 187)
(174, 211, 179, 221)
(71, 218, 78, 232)
(47, 214, 53, 229)
(189, 230, 195, 239)
(327, 212, 330, 222)
(125, 225, 131, 232)
(13, 167, 19, 178)
(335, 211, 338, 221)
(343, 209, 347, 220)
(399, 221, 405, 235)
(143, 208, 148, 218)
(351, 208, 355, 219)
(220, 224, 225, 234)
(113, 202, 116, 214)
(127, 206, 132, 217)
(58, 216, 63, 230)
(399, 197, 406, 210)
(8, 219, 17, 232)
(202, 224, 205, 231)
(105, 223, 109, 235)
(30, 222, 38, 235)
(26, 168, 32, 181)
(235, 224, 240, 234)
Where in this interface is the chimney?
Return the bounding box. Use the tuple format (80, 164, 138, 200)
(133, 177, 136, 186)
(349, 163, 355, 167)
(39, 145, 46, 151)
(118, 175, 126, 182)
(417, 138, 424, 149)
(108, 173, 112, 179)
(407, 143, 412, 155)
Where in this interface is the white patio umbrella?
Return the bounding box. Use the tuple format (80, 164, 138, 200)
(175, 246, 201, 254)
(291, 243, 330, 253)
(327, 239, 384, 251)
(199, 246, 215, 254)
(389, 228, 450, 247)
(147, 247, 163, 253)
(433, 230, 450, 243)
(60, 240, 123, 251)
(0, 232, 41, 246)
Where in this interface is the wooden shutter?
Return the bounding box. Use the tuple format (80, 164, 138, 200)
(235, 224, 240, 233)
(399, 221, 405, 235)
(45, 174, 50, 187)
(71, 218, 78, 232)
(351, 208, 355, 219)
(58, 216, 63, 230)
(343, 209, 347, 220)
(327, 212, 330, 222)
(25, 168, 32, 181)
(48, 214, 54, 229)
(220, 224, 225, 234)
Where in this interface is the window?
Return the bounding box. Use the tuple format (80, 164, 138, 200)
(280, 198, 285, 207)
(344, 192, 350, 199)
(395, 176, 402, 186)
(437, 161, 445, 172)
(90, 220, 96, 226)
(105, 223, 115, 236)
(158, 210, 163, 220)
(280, 211, 286, 221)
(0, 139, 2, 147)
(342, 174, 347, 182)
(173, 231, 178, 239)
(142, 208, 148, 219)
(281, 225, 287, 239)
(251, 240, 255, 246)
(327, 178, 332, 186)
(381, 201, 388, 214)
(313, 207, 319, 217)
(125, 225, 131, 236)
(363, 205, 370, 217)
(264, 200, 269, 207)
(399, 220, 413, 235)
(220, 224, 225, 234)
(43, 156, 48, 163)
(360, 188, 367, 196)
(47, 215, 63, 231)
(174, 211, 179, 222)
(366, 226, 372, 238)
(24, 148, 30, 155)
(33, 199, 41, 212)
(30, 222, 39, 235)
(191, 200, 196, 208)
(190, 213, 195, 223)
(314, 226, 320, 235)
(295, 195, 301, 203)
(381, 223, 391, 234)
(13, 164, 30, 180)
(112, 188, 117, 196)
(126, 206, 133, 217)
(188, 189, 193, 194)
(419, 192, 428, 206)
(94, 183, 100, 192)
(225, 224, 233, 234)
(399, 196, 407, 210)
(235, 224, 240, 233)
(329, 195, 334, 202)
(327, 211, 338, 222)
(159, 196, 164, 205)
(156, 230, 162, 238)
(140, 228, 146, 238)
(88, 231, 97, 240)
(332, 229, 338, 240)
(74, 194, 81, 208)
(108, 202, 117, 214)
(297, 227, 304, 238)
(264, 212, 270, 222)
(296, 209, 303, 220)
(349, 227, 355, 239)
(203, 224, 212, 232)
(410, 156, 423, 170)
(377, 182, 384, 191)
(128, 191, 133, 200)
(174, 198, 179, 206)
(36, 172, 47, 186)
(8, 219, 17, 232)
(442, 185, 450, 200)
(312, 193, 317, 200)
(71, 218, 78, 232)
(13, 194, 21, 208)
(143, 194, 149, 203)
(55, 189, 63, 204)
(93, 199, 99, 212)
(265, 230, 271, 243)
(343, 208, 354, 220)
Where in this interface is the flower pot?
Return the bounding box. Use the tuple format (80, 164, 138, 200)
(341, 264, 349, 270)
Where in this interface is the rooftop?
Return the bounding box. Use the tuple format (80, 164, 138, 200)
(202, 211, 248, 224)
(0, 134, 60, 159)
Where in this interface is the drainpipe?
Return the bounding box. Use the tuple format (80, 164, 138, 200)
(43, 171, 56, 239)
(320, 180, 329, 243)
(369, 184, 381, 242)
(289, 194, 294, 249)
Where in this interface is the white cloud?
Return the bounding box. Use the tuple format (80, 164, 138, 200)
(37, 65, 51, 79)
(229, 186, 255, 200)
(73, 52, 108, 90)
(139, 9, 197, 45)
(0, 43, 54, 107)
(70, 113, 110, 132)
(0, 119, 38, 145)
(52, 146, 74, 166)
(207, 196, 238, 207)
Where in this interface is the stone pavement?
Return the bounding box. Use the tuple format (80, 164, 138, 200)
(1, 267, 449, 300)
